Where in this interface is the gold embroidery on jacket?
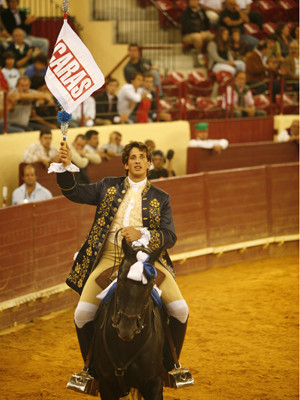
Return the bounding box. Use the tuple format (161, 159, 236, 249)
(149, 198, 162, 249)
(67, 186, 117, 287)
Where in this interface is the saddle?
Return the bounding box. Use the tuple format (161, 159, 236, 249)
(95, 264, 166, 290)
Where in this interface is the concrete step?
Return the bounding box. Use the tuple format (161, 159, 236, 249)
(94, 0, 158, 21)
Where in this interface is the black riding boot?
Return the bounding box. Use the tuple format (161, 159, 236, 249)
(75, 321, 97, 378)
(163, 316, 188, 371)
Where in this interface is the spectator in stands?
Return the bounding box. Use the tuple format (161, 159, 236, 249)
(275, 22, 292, 59)
(24, 53, 47, 78)
(100, 131, 124, 156)
(291, 25, 299, 44)
(70, 96, 96, 127)
(124, 43, 162, 96)
(12, 164, 52, 205)
(235, 0, 263, 30)
(230, 28, 250, 61)
(245, 40, 280, 100)
(142, 72, 172, 122)
(7, 28, 33, 68)
(145, 139, 156, 171)
(21, 128, 59, 167)
(117, 71, 150, 123)
(148, 150, 175, 180)
(180, 0, 214, 66)
(277, 120, 299, 143)
(1, 0, 49, 56)
(222, 71, 266, 117)
(207, 27, 245, 75)
(95, 78, 128, 125)
(1, 50, 20, 89)
(29, 74, 59, 129)
(219, 0, 259, 50)
(189, 122, 229, 154)
(281, 41, 299, 82)
(199, 0, 223, 28)
(266, 34, 283, 63)
(84, 129, 110, 161)
(70, 134, 101, 184)
(7, 75, 55, 131)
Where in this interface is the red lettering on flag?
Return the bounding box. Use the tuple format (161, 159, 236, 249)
(49, 39, 94, 100)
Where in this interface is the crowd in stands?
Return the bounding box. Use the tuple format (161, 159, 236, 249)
(0, 0, 297, 131)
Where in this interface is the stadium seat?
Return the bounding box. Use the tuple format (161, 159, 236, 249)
(196, 97, 224, 118)
(244, 22, 264, 39)
(278, 0, 299, 21)
(167, 71, 186, 85)
(158, 98, 180, 120)
(257, 0, 281, 22)
(275, 93, 299, 114)
(186, 71, 214, 97)
(262, 22, 276, 35)
(254, 94, 272, 114)
(214, 70, 233, 95)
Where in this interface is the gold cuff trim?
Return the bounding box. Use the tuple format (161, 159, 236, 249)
(60, 182, 77, 191)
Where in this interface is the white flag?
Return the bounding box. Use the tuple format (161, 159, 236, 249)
(45, 19, 105, 114)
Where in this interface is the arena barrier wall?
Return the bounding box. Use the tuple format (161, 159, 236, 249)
(187, 141, 299, 173)
(0, 163, 298, 331)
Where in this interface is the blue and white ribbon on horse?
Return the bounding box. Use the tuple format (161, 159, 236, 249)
(97, 251, 162, 307)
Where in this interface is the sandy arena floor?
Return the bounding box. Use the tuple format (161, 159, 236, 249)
(1, 256, 299, 400)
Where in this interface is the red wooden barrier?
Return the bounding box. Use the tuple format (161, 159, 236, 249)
(189, 116, 274, 142)
(187, 141, 299, 174)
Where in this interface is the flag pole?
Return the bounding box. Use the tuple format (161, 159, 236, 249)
(58, 0, 71, 147)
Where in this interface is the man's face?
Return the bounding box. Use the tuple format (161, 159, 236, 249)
(8, 0, 19, 11)
(73, 137, 87, 152)
(17, 79, 30, 93)
(128, 46, 140, 61)
(88, 134, 99, 148)
(196, 130, 208, 140)
(132, 74, 144, 89)
(188, 0, 198, 9)
(289, 43, 299, 57)
(106, 81, 119, 95)
(23, 167, 37, 187)
(13, 29, 24, 44)
(226, 0, 236, 12)
(110, 133, 122, 146)
(40, 133, 52, 149)
(235, 72, 246, 87)
(290, 120, 299, 135)
(35, 61, 46, 72)
(125, 147, 150, 181)
(232, 31, 240, 42)
(143, 77, 154, 91)
(152, 155, 165, 170)
(5, 57, 15, 69)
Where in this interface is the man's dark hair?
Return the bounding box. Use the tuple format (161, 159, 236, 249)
(2, 51, 15, 61)
(106, 77, 119, 85)
(143, 72, 154, 80)
(267, 33, 278, 42)
(33, 53, 48, 65)
(129, 71, 143, 82)
(122, 141, 152, 166)
(85, 130, 98, 141)
(257, 40, 268, 51)
(152, 150, 165, 159)
(128, 43, 141, 52)
(30, 74, 46, 90)
(22, 164, 37, 177)
(39, 128, 52, 138)
(113, 131, 122, 137)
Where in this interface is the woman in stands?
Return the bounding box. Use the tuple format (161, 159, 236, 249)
(275, 22, 292, 59)
(230, 28, 250, 62)
(207, 26, 245, 75)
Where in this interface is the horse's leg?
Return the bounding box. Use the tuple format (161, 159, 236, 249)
(139, 376, 163, 400)
(98, 376, 119, 400)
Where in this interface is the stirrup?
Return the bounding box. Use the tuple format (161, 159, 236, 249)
(165, 364, 194, 389)
(66, 367, 99, 396)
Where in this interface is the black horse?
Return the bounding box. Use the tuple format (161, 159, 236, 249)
(93, 240, 165, 400)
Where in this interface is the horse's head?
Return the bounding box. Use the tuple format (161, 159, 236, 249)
(112, 239, 158, 342)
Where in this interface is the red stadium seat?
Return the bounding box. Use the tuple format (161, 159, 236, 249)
(167, 71, 186, 85)
(275, 93, 299, 114)
(278, 0, 299, 21)
(186, 71, 214, 97)
(257, 0, 281, 22)
(196, 97, 224, 118)
(214, 70, 233, 95)
(262, 22, 276, 35)
(254, 94, 272, 114)
(244, 22, 264, 39)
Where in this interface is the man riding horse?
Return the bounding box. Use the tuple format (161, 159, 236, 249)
(56, 140, 192, 393)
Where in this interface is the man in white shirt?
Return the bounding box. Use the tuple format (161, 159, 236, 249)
(277, 120, 299, 143)
(70, 96, 96, 128)
(189, 121, 229, 153)
(21, 128, 59, 167)
(12, 164, 52, 205)
(199, 0, 223, 26)
(117, 72, 150, 123)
